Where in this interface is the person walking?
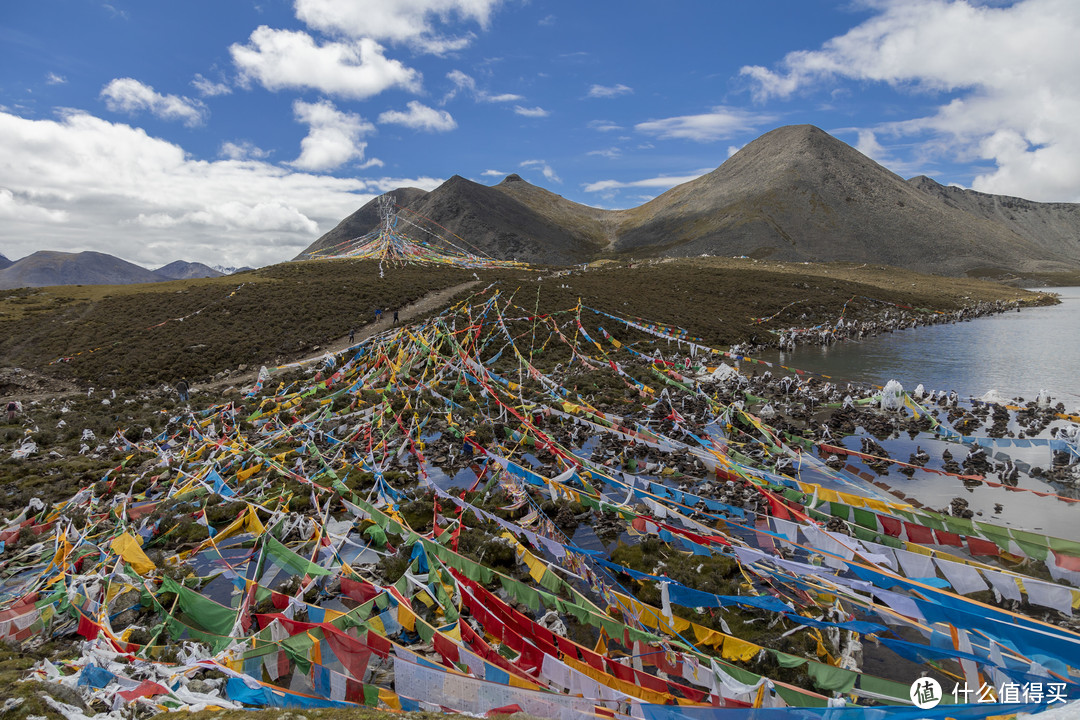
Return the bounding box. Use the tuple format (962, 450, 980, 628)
(176, 378, 189, 402)
(6, 400, 17, 423)
(374, 308, 383, 323)
(393, 309, 399, 325)
(348, 328, 355, 343)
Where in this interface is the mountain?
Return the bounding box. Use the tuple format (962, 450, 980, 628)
(0, 251, 164, 290)
(154, 260, 224, 281)
(211, 264, 254, 275)
(0, 253, 12, 270)
(907, 175, 1080, 263)
(607, 125, 1078, 275)
(297, 177, 605, 264)
(301, 124, 1080, 277)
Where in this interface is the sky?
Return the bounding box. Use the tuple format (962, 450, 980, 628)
(3, 0, 1080, 270)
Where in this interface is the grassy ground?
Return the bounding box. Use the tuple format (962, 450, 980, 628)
(0, 260, 484, 391)
(0, 257, 1050, 395)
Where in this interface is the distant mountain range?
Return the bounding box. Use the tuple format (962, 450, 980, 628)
(154, 260, 225, 281)
(0, 252, 237, 290)
(299, 124, 1080, 277)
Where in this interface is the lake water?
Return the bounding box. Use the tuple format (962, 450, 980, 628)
(758, 288, 1080, 537)
(763, 287, 1080, 413)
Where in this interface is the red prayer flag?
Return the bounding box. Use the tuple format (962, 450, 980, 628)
(904, 522, 935, 544)
(1053, 551, 1080, 572)
(878, 516, 902, 537)
(77, 614, 99, 640)
(968, 537, 1000, 557)
(934, 529, 963, 547)
(118, 680, 170, 701)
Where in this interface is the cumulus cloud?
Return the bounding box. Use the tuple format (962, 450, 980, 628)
(583, 171, 707, 193)
(294, 0, 504, 54)
(220, 141, 270, 160)
(0, 108, 442, 268)
(587, 83, 632, 99)
(289, 99, 375, 172)
(0, 188, 69, 223)
(100, 78, 207, 126)
(513, 105, 549, 118)
(520, 159, 560, 183)
(129, 202, 318, 234)
(444, 70, 522, 103)
(192, 73, 232, 97)
(45, 72, 67, 85)
(480, 169, 506, 176)
(635, 106, 775, 142)
(231, 27, 420, 99)
(739, 0, 1080, 202)
(378, 101, 457, 132)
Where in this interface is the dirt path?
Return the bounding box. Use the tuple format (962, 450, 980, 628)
(204, 280, 481, 392)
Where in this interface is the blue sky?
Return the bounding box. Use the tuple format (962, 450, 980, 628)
(2, 0, 1079, 268)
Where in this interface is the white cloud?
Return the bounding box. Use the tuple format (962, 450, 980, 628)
(294, 0, 504, 54)
(289, 99, 375, 172)
(100, 78, 207, 127)
(520, 159, 560, 183)
(129, 202, 318, 234)
(220, 141, 270, 160)
(588, 119, 622, 132)
(192, 73, 232, 97)
(0, 188, 69, 223)
(635, 106, 775, 142)
(583, 171, 707, 193)
(0, 108, 443, 268)
(587, 83, 632, 99)
(444, 70, 523, 103)
(513, 105, 549, 118)
(587, 147, 622, 159)
(378, 100, 457, 132)
(45, 72, 67, 85)
(231, 27, 420, 99)
(481, 169, 506, 176)
(739, 0, 1080, 202)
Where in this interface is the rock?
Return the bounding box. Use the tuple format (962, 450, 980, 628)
(187, 679, 212, 694)
(39, 682, 89, 710)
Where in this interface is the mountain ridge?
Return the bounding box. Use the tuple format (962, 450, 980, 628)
(298, 124, 1080, 277)
(154, 260, 225, 281)
(0, 252, 236, 290)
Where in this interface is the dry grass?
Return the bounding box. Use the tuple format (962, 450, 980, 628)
(0, 257, 1047, 392)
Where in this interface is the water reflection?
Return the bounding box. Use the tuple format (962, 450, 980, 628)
(763, 287, 1080, 411)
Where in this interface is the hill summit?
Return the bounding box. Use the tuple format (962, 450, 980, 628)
(299, 124, 1080, 277)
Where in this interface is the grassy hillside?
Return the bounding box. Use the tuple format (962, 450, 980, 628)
(0, 260, 485, 389)
(0, 257, 1049, 393)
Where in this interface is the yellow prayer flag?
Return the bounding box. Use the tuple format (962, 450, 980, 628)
(720, 636, 760, 662)
(110, 532, 156, 575)
(379, 688, 401, 710)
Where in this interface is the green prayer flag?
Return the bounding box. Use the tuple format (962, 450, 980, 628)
(774, 652, 807, 668)
(852, 508, 877, 530)
(161, 576, 237, 637)
(807, 662, 857, 693)
(265, 536, 332, 576)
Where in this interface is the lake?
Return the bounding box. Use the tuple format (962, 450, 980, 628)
(762, 287, 1080, 413)
(758, 288, 1080, 537)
